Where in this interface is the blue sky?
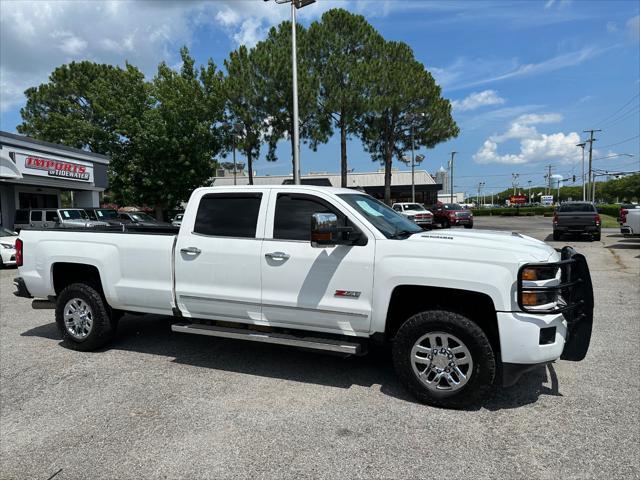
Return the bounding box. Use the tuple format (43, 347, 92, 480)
(1, 0, 638, 196)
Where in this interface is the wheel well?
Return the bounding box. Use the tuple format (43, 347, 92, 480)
(385, 285, 500, 355)
(52, 263, 103, 297)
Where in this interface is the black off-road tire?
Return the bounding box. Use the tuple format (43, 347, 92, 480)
(464, 224, 473, 229)
(55, 282, 117, 351)
(392, 310, 496, 408)
(593, 232, 601, 241)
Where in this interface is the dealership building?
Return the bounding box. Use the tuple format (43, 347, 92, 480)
(0, 131, 110, 229)
(212, 168, 442, 205)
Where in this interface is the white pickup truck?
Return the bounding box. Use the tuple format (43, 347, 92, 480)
(620, 207, 640, 236)
(14, 186, 594, 408)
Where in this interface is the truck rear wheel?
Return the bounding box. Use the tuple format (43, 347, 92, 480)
(55, 282, 116, 351)
(392, 310, 495, 408)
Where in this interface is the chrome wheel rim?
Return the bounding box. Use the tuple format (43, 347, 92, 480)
(63, 298, 93, 339)
(411, 331, 473, 392)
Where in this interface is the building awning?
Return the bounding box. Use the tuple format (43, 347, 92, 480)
(0, 151, 22, 180)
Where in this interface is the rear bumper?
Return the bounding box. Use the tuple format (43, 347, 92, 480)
(554, 225, 599, 233)
(621, 226, 635, 235)
(13, 277, 32, 298)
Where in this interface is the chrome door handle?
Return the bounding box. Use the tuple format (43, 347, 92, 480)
(180, 247, 201, 256)
(265, 251, 290, 260)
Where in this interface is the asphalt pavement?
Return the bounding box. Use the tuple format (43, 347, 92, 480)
(1, 217, 639, 480)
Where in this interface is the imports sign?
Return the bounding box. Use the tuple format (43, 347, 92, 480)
(14, 153, 93, 182)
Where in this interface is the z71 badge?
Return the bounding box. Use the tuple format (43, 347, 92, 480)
(334, 290, 361, 298)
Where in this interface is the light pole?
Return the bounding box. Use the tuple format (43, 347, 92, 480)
(401, 153, 425, 203)
(264, 0, 316, 184)
(229, 122, 244, 185)
(527, 180, 532, 203)
(576, 142, 586, 201)
(449, 151, 457, 203)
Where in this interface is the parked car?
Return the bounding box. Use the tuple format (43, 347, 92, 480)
(171, 213, 184, 227)
(432, 203, 473, 229)
(84, 208, 130, 226)
(0, 227, 18, 268)
(117, 211, 170, 226)
(13, 208, 108, 232)
(620, 207, 640, 236)
(553, 202, 601, 241)
(15, 185, 594, 408)
(391, 203, 433, 228)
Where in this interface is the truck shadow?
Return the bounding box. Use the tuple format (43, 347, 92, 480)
(22, 315, 561, 411)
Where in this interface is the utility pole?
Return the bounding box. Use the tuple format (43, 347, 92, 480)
(545, 165, 553, 196)
(576, 142, 586, 201)
(527, 180, 532, 203)
(449, 151, 457, 203)
(410, 124, 416, 202)
(511, 173, 519, 195)
(290, 1, 301, 184)
(583, 129, 601, 202)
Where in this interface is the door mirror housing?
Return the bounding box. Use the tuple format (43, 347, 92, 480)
(310, 212, 364, 248)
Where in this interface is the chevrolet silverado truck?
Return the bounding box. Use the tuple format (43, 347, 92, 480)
(620, 207, 640, 236)
(14, 186, 593, 408)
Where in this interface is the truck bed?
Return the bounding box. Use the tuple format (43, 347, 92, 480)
(17, 227, 177, 315)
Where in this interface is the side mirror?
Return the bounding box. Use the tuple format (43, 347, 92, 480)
(311, 213, 338, 247)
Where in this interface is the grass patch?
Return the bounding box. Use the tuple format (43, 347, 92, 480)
(599, 214, 619, 228)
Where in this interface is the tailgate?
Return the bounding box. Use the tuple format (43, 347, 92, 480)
(557, 213, 595, 227)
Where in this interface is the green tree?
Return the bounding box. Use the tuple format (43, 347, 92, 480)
(17, 61, 148, 157)
(110, 47, 225, 218)
(359, 41, 459, 204)
(251, 21, 331, 174)
(308, 9, 382, 187)
(223, 45, 265, 184)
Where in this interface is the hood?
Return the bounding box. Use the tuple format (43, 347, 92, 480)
(407, 228, 557, 263)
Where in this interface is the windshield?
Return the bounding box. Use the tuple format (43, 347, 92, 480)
(338, 194, 422, 239)
(0, 227, 17, 237)
(403, 204, 425, 211)
(131, 213, 157, 222)
(60, 209, 88, 220)
(558, 203, 596, 212)
(95, 209, 118, 219)
(443, 204, 463, 210)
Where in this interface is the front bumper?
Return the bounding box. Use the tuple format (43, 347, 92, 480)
(497, 311, 567, 364)
(451, 218, 473, 226)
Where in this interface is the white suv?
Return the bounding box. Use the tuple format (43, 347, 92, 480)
(392, 203, 433, 228)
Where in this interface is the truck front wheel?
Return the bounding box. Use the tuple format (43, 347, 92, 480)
(392, 310, 495, 408)
(55, 283, 117, 351)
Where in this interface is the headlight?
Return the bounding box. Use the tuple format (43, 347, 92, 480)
(0, 243, 14, 249)
(521, 266, 558, 281)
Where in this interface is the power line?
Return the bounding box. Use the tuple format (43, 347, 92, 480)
(597, 134, 640, 150)
(599, 106, 640, 130)
(594, 92, 640, 126)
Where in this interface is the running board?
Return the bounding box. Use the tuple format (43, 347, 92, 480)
(171, 323, 362, 355)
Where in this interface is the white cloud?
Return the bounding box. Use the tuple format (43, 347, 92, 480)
(452, 90, 505, 111)
(0, 0, 218, 113)
(434, 46, 607, 91)
(473, 113, 582, 165)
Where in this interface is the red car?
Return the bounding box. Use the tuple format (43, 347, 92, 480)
(432, 202, 474, 229)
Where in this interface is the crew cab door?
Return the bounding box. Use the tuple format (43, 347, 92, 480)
(174, 190, 268, 322)
(260, 190, 375, 335)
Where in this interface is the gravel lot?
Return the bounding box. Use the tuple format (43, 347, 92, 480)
(1, 217, 639, 480)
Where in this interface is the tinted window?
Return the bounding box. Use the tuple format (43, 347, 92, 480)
(45, 211, 58, 222)
(30, 211, 42, 222)
(443, 204, 463, 210)
(194, 194, 262, 238)
(15, 210, 28, 223)
(274, 195, 334, 241)
(558, 203, 596, 213)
